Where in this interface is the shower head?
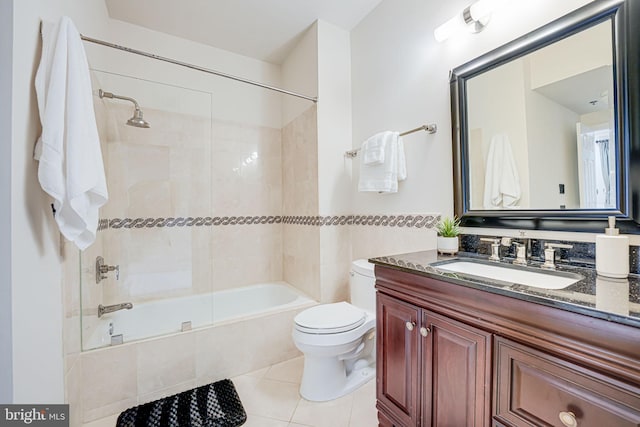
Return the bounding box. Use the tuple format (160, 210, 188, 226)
(99, 89, 150, 128)
(126, 108, 150, 128)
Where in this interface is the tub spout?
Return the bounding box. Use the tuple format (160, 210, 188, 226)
(98, 302, 133, 318)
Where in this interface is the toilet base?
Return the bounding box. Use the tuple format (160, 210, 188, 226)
(299, 355, 375, 402)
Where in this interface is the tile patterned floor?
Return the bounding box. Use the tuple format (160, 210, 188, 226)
(83, 356, 378, 427)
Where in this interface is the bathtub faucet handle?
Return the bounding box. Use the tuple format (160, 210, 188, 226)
(96, 256, 120, 284)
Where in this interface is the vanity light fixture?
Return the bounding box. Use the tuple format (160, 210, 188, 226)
(434, 0, 504, 42)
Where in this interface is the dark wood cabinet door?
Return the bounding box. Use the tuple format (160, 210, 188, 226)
(494, 337, 640, 427)
(377, 409, 399, 427)
(422, 310, 492, 427)
(377, 293, 421, 426)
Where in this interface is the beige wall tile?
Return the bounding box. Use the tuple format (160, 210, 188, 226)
(136, 332, 196, 396)
(211, 120, 282, 216)
(211, 224, 283, 291)
(104, 228, 195, 303)
(192, 228, 213, 295)
(137, 380, 196, 406)
(195, 309, 302, 385)
(282, 106, 318, 216)
(283, 224, 320, 300)
(80, 345, 137, 422)
(65, 355, 83, 427)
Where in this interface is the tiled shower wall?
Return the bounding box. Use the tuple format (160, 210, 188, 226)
(87, 103, 284, 307)
(283, 105, 321, 300)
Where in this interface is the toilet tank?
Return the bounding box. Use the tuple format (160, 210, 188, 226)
(349, 259, 376, 313)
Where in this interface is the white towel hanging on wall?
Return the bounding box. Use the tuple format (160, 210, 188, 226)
(358, 131, 406, 193)
(34, 16, 108, 250)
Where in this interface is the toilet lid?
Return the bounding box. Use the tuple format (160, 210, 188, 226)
(294, 302, 366, 334)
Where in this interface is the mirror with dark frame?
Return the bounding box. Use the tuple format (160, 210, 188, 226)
(450, 0, 640, 233)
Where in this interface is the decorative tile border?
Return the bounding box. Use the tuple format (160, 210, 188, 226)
(351, 214, 439, 228)
(106, 216, 282, 229)
(98, 214, 440, 231)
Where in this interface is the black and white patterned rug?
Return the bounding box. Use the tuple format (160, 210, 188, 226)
(116, 379, 247, 427)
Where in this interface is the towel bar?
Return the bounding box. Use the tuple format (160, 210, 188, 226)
(345, 124, 437, 158)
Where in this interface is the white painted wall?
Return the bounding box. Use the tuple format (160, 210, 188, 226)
(0, 0, 14, 404)
(351, 0, 594, 218)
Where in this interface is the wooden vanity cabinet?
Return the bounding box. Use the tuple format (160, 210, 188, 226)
(377, 294, 420, 426)
(494, 337, 640, 427)
(374, 265, 640, 427)
(376, 293, 491, 427)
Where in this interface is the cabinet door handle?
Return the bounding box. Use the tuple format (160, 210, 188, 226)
(559, 411, 578, 427)
(420, 327, 430, 337)
(405, 321, 415, 331)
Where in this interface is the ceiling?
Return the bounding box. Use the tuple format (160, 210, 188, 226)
(534, 66, 613, 115)
(105, 0, 384, 64)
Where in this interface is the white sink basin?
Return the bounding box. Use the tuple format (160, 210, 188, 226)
(434, 260, 582, 290)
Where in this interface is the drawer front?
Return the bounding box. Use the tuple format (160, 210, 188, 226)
(494, 337, 640, 427)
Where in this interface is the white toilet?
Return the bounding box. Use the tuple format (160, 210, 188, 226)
(292, 259, 376, 401)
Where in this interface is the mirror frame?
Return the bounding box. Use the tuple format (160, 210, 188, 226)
(450, 0, 640, 233)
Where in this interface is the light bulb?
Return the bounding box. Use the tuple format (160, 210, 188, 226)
(434, 13, 467, 42)
(434, 0, 505, 42)
(469, 0, 502, 20)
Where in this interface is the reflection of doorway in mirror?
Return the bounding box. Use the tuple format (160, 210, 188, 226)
(576, 123, 615, 209)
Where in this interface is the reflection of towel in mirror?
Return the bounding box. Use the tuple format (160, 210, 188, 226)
(483, 133, 520, 209)
(358, 132, 406, 193)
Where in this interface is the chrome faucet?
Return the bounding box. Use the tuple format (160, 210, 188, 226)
(96, 256, 120, 284)
(507, 238, 530, 266)
(480, 237, 501, 261)
(98, 302, 133, 318)
(542, 242, 573, 270)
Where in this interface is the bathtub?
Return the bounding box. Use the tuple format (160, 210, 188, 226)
(83, 281, 315, 350)
(77, 282, 316, 423)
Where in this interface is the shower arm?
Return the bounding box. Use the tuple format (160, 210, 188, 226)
(99, 89, 142, 110)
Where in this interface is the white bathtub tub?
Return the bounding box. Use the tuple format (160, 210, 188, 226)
(83, 281, 315, 350)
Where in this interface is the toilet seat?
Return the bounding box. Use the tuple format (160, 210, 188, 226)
(294, 302, 366, 334)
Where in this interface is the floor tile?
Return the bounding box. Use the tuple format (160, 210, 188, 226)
(82, 413, 118, 427)
(233, 375, 301, 421)
(243, 414, 290, 426)
(264, 356, 304, 384)
(349, 380, 378, 426)
(84, 356, 377, 427)
(291, 393, 354, 427)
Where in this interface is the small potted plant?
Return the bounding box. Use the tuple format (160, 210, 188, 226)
(436, 216, 461, 255)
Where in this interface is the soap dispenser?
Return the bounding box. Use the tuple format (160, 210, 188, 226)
(595, 216, 629, 278)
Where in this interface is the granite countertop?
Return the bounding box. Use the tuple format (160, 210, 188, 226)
(370, 250, 640, 329)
